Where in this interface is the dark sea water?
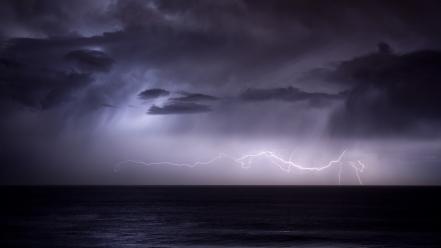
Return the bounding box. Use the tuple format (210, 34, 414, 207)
(1, 186, 440, 248)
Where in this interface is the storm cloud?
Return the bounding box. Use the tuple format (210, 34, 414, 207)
(239, 86, 341, 104)
(138, 88, 170, 100)
(65, 49, 114, 72)
(0, 56, 94, 109)
(314, 43, 441, 137)
(1, 0, 441, 184)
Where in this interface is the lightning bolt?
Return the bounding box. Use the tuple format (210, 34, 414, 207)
(115, 149, 366, 185)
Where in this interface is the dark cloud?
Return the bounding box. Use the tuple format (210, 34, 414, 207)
(0, 36, 114, 111)
(148, 102, 211, 115)
(138, 88, 170, 100)
(171, 92, 218, 102)
(325, 44, 441, 136)
(0, 56, 93, 109)
(65, 49, 113, 72)
(239, 86, 341, 104)
(0, 0, 117, 37)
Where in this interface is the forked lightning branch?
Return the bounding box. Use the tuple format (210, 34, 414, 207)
(115, 150, 366, 185)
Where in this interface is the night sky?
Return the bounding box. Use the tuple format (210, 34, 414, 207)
(1, 0, 441, 185)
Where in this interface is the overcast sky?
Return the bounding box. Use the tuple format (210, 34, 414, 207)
(1, 0, 441, 185)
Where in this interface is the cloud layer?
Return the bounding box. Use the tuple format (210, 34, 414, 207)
(1, 0, 441, 184)
(315, 44, 441, 137)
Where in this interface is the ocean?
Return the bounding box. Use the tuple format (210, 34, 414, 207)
(2, 186, 440, 247)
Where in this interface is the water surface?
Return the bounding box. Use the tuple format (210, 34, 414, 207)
(2, 186, 440, 247)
